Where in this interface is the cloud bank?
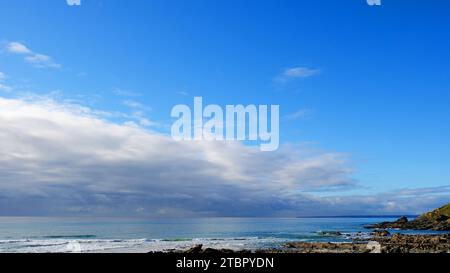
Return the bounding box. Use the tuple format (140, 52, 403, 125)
(0, 97, 448, 217)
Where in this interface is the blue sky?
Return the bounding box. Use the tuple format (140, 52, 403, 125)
(0, 0, 449, 216)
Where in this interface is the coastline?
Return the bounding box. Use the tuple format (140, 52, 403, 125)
(174, 233, 450, 254)
(1, 207, 448, 253)
(77, 232, 450, 253)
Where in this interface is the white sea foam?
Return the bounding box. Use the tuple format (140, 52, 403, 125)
(0, 237, 291, 253)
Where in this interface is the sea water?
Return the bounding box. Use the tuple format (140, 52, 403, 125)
(0, 217, 445, 253)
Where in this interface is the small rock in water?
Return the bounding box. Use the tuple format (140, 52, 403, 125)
(317, 231, 342, 236)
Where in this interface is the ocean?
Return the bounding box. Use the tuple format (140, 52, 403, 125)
(0, 217, 445, 253)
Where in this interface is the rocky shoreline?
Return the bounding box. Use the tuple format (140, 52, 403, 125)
(161, 204, 450, 254)
(283, 234, 450, 253)
(178, 233, 450, 254)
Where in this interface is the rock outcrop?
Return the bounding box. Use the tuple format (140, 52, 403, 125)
(183, 244, 250, 254)
(364, 203, 450, 231)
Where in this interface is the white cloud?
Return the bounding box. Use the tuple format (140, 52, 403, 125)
(284, 67, 320, 78)
(123, 100, 151, 111)
(315, 186, 450, 216)
(276, 67, 320, 83)
(0, 72, 12, 92)
(67, 0, 81, 6)
(5, 42, 61, 69)
(0, 84, 12, 93)
(122, 99, 155, 127)
(6, 42, 32, 54)
(285, 109, 312, 120)
(25, 53, 61, 68)
(113, 87, 142, 97)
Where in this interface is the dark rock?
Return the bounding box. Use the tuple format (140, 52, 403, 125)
(372, 229, 390, 237)
(395, 216, 408, 223)
(364, 217, 407, 229)
(185, 244, 203, 253)
(182, 245, 246, 254)
(317, 231, 342, 236)
(202, 248, 235, 254)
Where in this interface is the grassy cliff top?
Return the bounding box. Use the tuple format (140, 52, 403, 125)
(419, 203, 450, 220)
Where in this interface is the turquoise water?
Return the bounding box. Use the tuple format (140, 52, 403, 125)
(0, 217, 445, 252)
